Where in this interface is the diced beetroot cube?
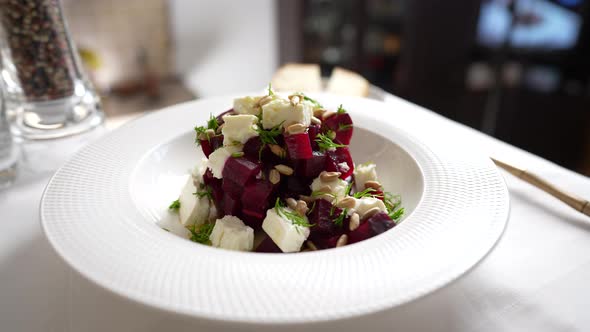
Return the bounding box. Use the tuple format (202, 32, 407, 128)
(243, 136, 263, 161)
(255, 236, 282, 253)
(312, 234, 341, 249)
(308, 124, 321, 151)
(284, 133, 313, 160)
(323, 113, 353, 145)
(222, 179, 243, 198)
(348, 211, 395, 244)
(241, 180, 275, 214)
(222, 193, 241, 217)
(294, 151, 326, 178)
(199, 135, 224, 158)
(325, 147, 354, 179)
(242, 209, 266, 229)
(308, 199, 347, 241)
(279, 176, 312, 199)
(222, 157, 261, 186)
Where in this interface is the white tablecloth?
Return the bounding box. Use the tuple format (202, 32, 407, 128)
(1, 93, 589, 332)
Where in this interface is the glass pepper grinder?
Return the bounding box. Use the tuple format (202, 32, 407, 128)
(0, 0, 103, 139)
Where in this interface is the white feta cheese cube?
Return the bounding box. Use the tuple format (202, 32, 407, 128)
(191, 157, 208, 182)
(310, 176, 349, 202)
(354, 162, 378, 191)
(209, 215, 254, 251)
(233, 96, 262, 116)
(262, 207, 310, 253)
(178, 176, 210, 226)
(261, 98, 313, 129)
(206, 146, 241, 178)
(222, 114, 259, 146)
(353, 197, 387, 217)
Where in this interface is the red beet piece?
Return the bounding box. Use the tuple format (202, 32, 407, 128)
(243, 136, 263, 161)
(325, 147, 354, 179)
(348, 211, 395, 244)
(308, 124, 321, 151)
(200, 135, 224, 158)
(279, 176, 312, 200)
(215, 109, 234, 125)
(222, 178, 243, 198)
(242, 180, 275, 211)
(222, 157, 261, 187)
(222, 193, 241, 217)
(308, 199, 348, 247)
(284, 133, 313, 160)
(323, 113, 353, 145)
(294, 151, 326, 178)
(255, 236, 282, 253)
(242, 209, 266, 230)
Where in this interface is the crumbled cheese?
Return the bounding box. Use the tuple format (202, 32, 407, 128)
(262, 208, 310, 252)
(233, 96, 262, 116)
(352, 197, 387, 216)
(354, 162, 378, 192)
(178, 176, 210, 226)
(261, 97, 313, 129)
(310, 176, 349, 202)
(209, 215, 254, 251)
(207, 146, 241, 178)
(222, 114, 259, 146)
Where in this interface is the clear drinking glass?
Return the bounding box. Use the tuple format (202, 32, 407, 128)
(0, 0, 103, 140)
(0, 87, 17, 188)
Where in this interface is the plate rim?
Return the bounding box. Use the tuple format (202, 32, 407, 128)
(40, 93, 510, 324)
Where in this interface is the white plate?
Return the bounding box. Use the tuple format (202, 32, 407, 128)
(40, 94, 509, 324)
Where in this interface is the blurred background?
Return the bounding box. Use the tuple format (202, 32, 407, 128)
(61, 0, 590, 175)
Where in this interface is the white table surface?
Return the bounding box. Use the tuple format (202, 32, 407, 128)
(1, 93, 589, 332)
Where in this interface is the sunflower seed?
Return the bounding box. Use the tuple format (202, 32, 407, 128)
(362, 207, 381, 220)
(289, 95, 301, 106)
(275, 164, 294, 175)
(311, 116, 322, 125)
(286, 123, 306, 135)
(320, 171, 341, 182)
(336, 234, 348, 247)
(258, 95, 273, 107)
(364, 181, 382, 190)
(313, 108, 327, 118)
(295, 200, 308, 216)
(349, 213, 360, 231)
(286, 197, 298, 209)
(322, 111, 336, 120)
(269, 144, 286, 158)
(269, 169, 280, 184)
(336, 197, 356, 209)
(306, 241, 318, 251)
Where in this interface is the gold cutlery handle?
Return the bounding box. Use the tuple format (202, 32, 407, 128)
(491, 158, 590, 217)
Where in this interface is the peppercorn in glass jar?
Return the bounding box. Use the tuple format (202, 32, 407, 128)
(0, 0, 103, 139)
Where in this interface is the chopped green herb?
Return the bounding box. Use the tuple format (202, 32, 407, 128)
(255, 121, 284, 160)
(307, 200, 317, 215)
(311, 190, 335, 198)
(267, 83, 274, 96)
(274, 198, 314, 228)
(344, 182, 353, 196)
(389, 207, 405, 222)
(188, 223, 215, 244)
(231, 151, 244, 158)
(338, 123, 353, 131)
(168, 199, 181, 211)
(162, 228, 170, 232)
(194, 114, 219, 145)
(333, 208, 347, 226)
(303, 95, 323, 108)
(194, 186, 212, 199)
(352, 187, 377, 199)
(337, 104, 347, 114)
(315, 133, 346, 151)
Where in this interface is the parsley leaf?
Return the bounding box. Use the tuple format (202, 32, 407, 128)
(315, 133, 346, 151)
(168, 199, 181, 211)
(188, 223, 215, 244)
(274, 198, 314, 228)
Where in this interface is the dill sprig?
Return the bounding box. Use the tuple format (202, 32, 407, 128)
(352, 187, 376, 199)
(311, 190, 335, 198)
(194, 114, 220, 145)
(303, 95, 323, 108)
(383, 192, 404, 222)
(275, 198, 314, 228)
(188, 223, 214, 244)
(267, 83, 274, 96)
(333, 208, 347, 226)
(315, 133, 346, 151)
(338, 123, 353, 131)
(256, 122, 284, 159)
(193, 185, 212, 199)
(389, 207, 405, 222)
(168, 199, 181, 211)
(336, 104, 347, 114)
